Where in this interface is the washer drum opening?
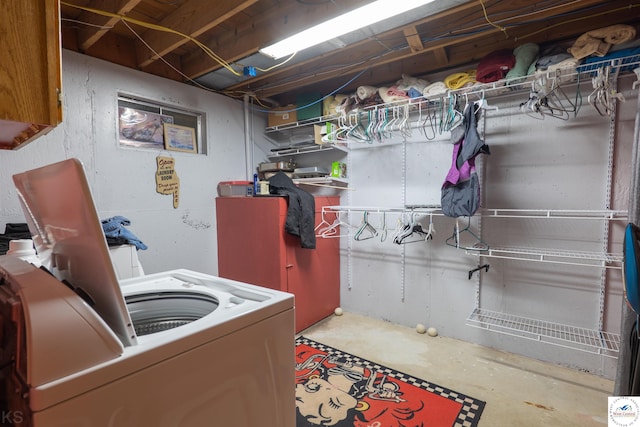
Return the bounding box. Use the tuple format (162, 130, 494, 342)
(125, 291, 219, 336)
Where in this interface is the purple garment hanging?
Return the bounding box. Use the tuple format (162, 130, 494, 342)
(444, 139, 476, 186)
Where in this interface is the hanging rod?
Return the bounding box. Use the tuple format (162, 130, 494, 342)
(322, 205, 443, 214)
(481, 208, 628, 220)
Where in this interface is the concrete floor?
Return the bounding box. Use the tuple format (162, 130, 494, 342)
(300, 311, 614, 427)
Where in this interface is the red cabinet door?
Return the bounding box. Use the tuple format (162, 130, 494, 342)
(284, 196, 340, 331)
(216, 197, 288, 291)
(216, 196, 340, 332)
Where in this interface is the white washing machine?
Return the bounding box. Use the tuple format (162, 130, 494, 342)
(0, 159, 295, 426)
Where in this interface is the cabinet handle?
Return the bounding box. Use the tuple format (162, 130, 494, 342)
(286, 264, 294, 268)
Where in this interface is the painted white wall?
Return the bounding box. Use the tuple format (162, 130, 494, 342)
(1, 49, 636, 380)
(337, 78, 638, 379)
(0, 50, 258, 275)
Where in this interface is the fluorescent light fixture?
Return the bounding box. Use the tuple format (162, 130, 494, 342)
(260, 0, 435, 59)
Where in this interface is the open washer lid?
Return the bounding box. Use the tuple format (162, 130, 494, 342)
(12, 158, 137, 346)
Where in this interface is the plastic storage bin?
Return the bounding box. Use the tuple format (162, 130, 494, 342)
(217, 181, 253, 197)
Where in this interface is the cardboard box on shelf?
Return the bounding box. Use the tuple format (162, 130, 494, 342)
(267, 105, 297, 127)
(314, 122, 337, 145)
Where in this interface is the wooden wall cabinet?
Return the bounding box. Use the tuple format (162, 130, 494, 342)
(0, 0, 62, 150)
(216, 196, 340, 332)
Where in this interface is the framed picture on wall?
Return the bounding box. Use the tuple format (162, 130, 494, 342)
(163, 123, 197, 153)
(119, 108, 173, 148)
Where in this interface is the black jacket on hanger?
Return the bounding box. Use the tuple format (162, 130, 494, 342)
(268, 171, 316, 249)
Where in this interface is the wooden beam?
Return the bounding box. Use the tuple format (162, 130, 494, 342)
(136, 0, 257, 68)
(403, 26, 423, 53)
(224, 0, 485, 95)
(432, 47, 448, 66)
(226, 0, 611, 99)
(76, 0, 143, 52)
(181, 0, 373, 79)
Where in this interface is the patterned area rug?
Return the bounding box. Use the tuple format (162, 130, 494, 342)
(295, 337, 485, 427)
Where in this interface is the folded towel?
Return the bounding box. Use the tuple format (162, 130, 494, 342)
(476, 49, 515, 83)
(444, 70, 477, 89)
(356, 86, 378, 100)
(396, 74, 429, 93)
(506, 43, 539, 83)
(546, 57, 581, 73)
(423, 81, 447, 97)
(535, 52, 573, 70)
(378, 86, 409, 104)
(568, 24, 636, 59)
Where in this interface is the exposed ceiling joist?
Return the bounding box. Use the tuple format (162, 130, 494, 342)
(59, 0, 640, 106)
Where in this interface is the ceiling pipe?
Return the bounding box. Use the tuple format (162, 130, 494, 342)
(243, 94, 254, 181)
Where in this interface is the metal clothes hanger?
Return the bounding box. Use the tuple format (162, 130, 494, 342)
(445, 217, 489, 251)
(420, 101, 437, 140)
(537, 75, 579, 120)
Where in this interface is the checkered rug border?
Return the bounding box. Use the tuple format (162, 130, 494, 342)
(296, 336, 485, 427)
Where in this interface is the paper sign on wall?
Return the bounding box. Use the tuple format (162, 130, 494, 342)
(155, 156, 180, 208)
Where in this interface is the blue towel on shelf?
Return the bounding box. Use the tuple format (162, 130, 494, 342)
(578, 47, 640, 74)
(101, 216, 148, 250)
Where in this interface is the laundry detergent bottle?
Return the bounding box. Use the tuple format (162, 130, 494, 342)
(7, 239, 42, 267)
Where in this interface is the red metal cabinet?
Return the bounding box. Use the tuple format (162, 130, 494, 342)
(216, 196, 340, 332)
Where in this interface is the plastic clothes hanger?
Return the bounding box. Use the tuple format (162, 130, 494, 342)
(474, 90, 498, 113)
(589, 66, 625, 117)
(520, 80, 545, 120)
(633, 67, 640, 90)
(354, 211, 378, 241)
(425, 213, 435, 240)
(365, 108, 377, 142)
(393, 212, 431, 244)
(392, 212, 414, 244)
(441, 93, 464, 133)
(379, 211, 388, 242)
(399, 103, 411, 139)
(315, 210, 338, 237)
(445, 217, 489, 251)
(347, 113, 370, 143)
(315, 211, 357, 238)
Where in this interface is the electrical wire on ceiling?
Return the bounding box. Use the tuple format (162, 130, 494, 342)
(259, 0, 640, 95)
(120, 20, 219, 93)
(478, 0, 508, 38)
(296, 0, 335, 4)
(60, 1, 296, 78)
(60, 0, 640, 107)
(61, 18, 114, 30)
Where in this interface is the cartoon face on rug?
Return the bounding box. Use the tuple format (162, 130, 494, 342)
(295, 349, 422, 427)
(295, 338, 485, 427)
